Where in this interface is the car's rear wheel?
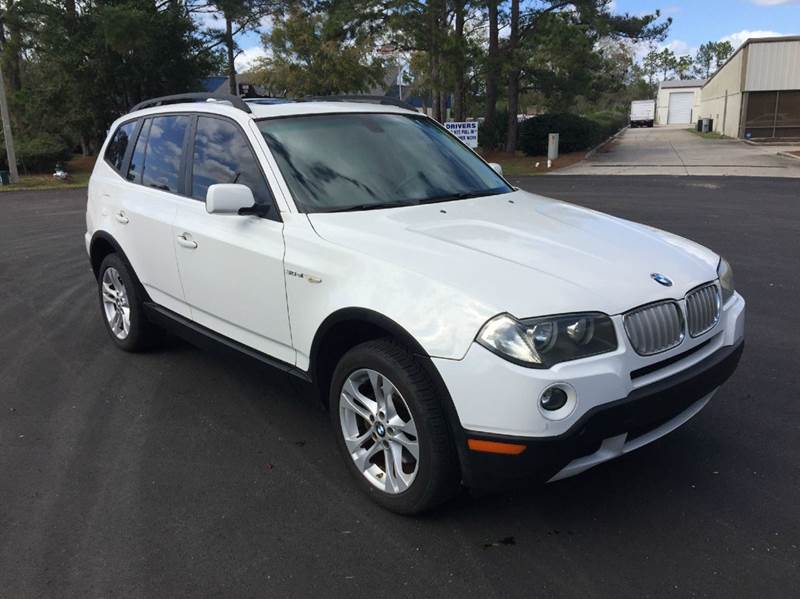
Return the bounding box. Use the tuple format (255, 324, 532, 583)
(330, 339, 460, 514)
(97, 253, 161, 351)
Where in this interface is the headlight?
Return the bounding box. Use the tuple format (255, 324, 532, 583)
(718, 257, 735, 304)
(476, 312, 618, 368)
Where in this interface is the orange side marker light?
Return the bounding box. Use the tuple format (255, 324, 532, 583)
(467, 439, 527, 455)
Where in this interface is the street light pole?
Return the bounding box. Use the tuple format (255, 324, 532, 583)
(0, 63, 19, 184)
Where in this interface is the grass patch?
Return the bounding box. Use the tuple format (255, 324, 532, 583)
(0, 172, 90, 192)
(687, 128, 727, 140)
(0, 154, 95, 192)
(477, 149, 586, 176)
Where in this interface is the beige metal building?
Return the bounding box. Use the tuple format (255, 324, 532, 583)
(656, 79, 705, 125)
(698, 36, 800, 139)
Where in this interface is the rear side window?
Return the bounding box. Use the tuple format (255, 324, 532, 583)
(127, 119, 150, 183)
(142, 115, 190, 193)
(104, 120, 136, 173)
(191, 116, 273, 210)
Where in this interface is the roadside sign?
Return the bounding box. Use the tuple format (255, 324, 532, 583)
(445, 121, 478, 148)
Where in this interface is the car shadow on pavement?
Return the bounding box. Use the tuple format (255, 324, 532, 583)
(156, 332, 732, 526)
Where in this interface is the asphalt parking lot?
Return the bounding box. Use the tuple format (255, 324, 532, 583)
(2, 177, 798, 598)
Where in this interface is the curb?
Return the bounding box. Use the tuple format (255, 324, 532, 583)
(777, 151, 800, 161)
(585, 126, 628, 159)
(743, 139, 800, 147)
(0, 183, 89, 193)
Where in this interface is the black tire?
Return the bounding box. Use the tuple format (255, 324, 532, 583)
(329, 338, 460, 514)
(97, 253, 162, 352)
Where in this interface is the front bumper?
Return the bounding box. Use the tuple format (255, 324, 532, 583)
(460, 340, 743, 488)
(432, 292, 745, 488)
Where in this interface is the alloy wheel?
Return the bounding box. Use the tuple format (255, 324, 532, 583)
(339, 368, 420, 494)
(101, 267, 131, 340)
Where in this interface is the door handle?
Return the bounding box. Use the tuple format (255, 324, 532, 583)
(114, 210, 129, 224)
(176, 233, 198, 249)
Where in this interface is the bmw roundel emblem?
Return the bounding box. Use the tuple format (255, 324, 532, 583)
(651, 273, 673, 287)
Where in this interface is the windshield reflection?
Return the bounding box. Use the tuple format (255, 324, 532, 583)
(258, 113, 511, 213)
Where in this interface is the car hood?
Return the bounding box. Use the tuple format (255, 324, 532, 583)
(307, 189, 720, 318)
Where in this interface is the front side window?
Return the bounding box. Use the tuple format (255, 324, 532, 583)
(142, 115, 190, 193)
(257, 113, 511, 213)
(105, 120, 136, 173)
(191, 116, 273, 211)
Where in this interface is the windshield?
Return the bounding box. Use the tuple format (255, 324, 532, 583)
(257, 113, 511, 213)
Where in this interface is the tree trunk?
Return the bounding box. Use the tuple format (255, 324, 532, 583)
(504, 0, 520, 153)
(453, 0, 465, 121)
(428, 2, 439, 121)
(1, 1, 23, 93)
(439, 0, 448, 121)
(0, 17, 6, 93)
(485, 0, 499, 126)
(0, 62, 19, 183)
(225, 14, 237, 96)
(431, 78, 441, 122)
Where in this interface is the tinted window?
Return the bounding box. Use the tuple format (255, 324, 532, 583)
(105, 120, 136, 173)
(191, 116, 273, 209)
(127, 119, 150, 183)
(142, 115, 190, 193)
(257, 114, 510, 213)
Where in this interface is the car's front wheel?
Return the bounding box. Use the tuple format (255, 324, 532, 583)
(97, 253, 161, 351)
(330, 339, 460, 514)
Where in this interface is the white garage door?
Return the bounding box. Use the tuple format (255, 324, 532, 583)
(667, 92, 694, 124)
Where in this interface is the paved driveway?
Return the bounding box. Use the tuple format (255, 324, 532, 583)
(2, 182, 799, 598)
(559, 126, 800, 177)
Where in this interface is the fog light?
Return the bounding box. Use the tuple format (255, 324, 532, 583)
(540, 386, 568, 411)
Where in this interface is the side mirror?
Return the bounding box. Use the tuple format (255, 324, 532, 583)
(489, 162, 503, 176)
(206, 183, 255, 215)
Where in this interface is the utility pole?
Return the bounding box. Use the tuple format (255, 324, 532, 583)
(0, 63, 19, 184)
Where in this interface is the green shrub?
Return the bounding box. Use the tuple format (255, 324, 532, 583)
(478, 109, 509, 150)
(518, 112, 626, 156)
(0, 133, 72, 174)
(587, 110, 628, 138)
(518, 113, 600, 155)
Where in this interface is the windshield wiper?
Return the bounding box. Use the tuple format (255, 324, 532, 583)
(416, 190, 500, 205)
(324, 200, 418, 213)
(322, 189, 507, 212)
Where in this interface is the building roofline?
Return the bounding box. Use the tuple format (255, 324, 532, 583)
(703, 35, 800, 88)
(742, 35, 800, 45)
(659, 79, 705, 89)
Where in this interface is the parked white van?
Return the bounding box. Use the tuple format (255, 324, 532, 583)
(630, 99, 656, 127)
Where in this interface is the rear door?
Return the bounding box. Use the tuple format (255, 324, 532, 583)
(172, 115, 294, 364)
(91, 118, 138, 258)
(120, 115, 192, 317)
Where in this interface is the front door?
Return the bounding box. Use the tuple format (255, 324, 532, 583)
(172, 115, 294, 364)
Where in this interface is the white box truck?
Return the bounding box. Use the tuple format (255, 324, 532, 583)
(630, 100, 655, 128)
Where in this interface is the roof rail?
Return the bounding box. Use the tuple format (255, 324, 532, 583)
(297, 95, 419, 113)
(130, 93, 252, 114)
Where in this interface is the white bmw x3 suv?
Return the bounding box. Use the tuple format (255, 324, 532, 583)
(86, 93, 745, 514)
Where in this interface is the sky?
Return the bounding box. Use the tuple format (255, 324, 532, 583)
(612, 0, 799, 58)
(225, 0, 800, 72)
